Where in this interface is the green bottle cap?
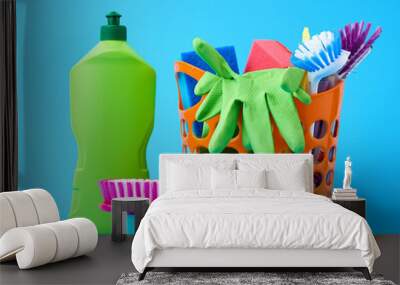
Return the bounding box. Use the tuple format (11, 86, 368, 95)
(100, 12, 127, 41)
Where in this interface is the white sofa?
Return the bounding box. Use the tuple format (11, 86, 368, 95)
(0, 189, 98, 269)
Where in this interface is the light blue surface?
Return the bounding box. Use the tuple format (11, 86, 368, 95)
(16, 0, 399, 233)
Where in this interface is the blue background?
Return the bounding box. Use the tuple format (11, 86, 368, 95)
(16, 0, 399, 233)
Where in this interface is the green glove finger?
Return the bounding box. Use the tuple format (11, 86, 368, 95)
(196, 80, 223, 121)
(243, 92, 274, 153)
(194, 72, 219, 95)
(201, 123, 210, 138)
(281, 67, 311, 104)
(281, 67, 305, 92)
(193, 38, 237, 79)
(209, 98, 241, 153)
(267, 89, 305, 153)
(241, 118, 252, 151)
(293, 88, 311, 105)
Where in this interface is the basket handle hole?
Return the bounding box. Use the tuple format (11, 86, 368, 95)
(331, 120, 339, 138)
(192, 121, 206, 139)
(328, 146, 336, 162)
(326, 170, 334, 186)
(311, 147, 325, 164)
(222, 147, 239, 153)
(310, 120, 328, 139)
(196, 147, 209, 153)
(180, 120, 189, 138)
(314, 172, 323, 188)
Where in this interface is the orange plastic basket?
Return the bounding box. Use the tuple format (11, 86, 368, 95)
(175, 61, 344, 197)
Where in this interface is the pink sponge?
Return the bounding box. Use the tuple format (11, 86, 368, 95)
(244, 40, 292, 72)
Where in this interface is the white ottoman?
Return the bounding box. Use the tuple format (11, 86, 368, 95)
(0, 189, 98, 269)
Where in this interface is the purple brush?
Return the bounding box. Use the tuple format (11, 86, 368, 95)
(339, 21, 382, 79)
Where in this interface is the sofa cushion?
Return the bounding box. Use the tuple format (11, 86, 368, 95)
(0, 218, 97, 269)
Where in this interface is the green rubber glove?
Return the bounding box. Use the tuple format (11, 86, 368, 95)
(193, 38, 311, 153)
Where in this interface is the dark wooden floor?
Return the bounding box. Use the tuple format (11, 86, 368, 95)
(0, 235, 399, 285)
(374, 235, 400, 284)
(0, 236, 135, 285)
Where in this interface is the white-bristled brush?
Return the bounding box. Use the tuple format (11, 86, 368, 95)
(291, 31, 350, 94)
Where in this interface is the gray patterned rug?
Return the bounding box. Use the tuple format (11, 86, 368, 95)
(117, 272, 396, 285)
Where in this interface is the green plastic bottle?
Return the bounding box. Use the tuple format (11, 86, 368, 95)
(69, 12, 155, 234)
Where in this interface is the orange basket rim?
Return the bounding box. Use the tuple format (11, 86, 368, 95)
(174, 60, 344, 97)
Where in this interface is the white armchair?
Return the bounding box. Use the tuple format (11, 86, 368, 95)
(0, 189, 98, 269)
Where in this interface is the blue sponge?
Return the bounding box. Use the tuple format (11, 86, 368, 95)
(179, 46, 239, 137)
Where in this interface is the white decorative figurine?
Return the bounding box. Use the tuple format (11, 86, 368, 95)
(343, 156, 352, 189)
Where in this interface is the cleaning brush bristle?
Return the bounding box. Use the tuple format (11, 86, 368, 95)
(338, 22, 382, 79)
(291, 31, 350, 94)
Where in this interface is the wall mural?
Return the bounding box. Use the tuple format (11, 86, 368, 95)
(68, 12, 381, 233)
